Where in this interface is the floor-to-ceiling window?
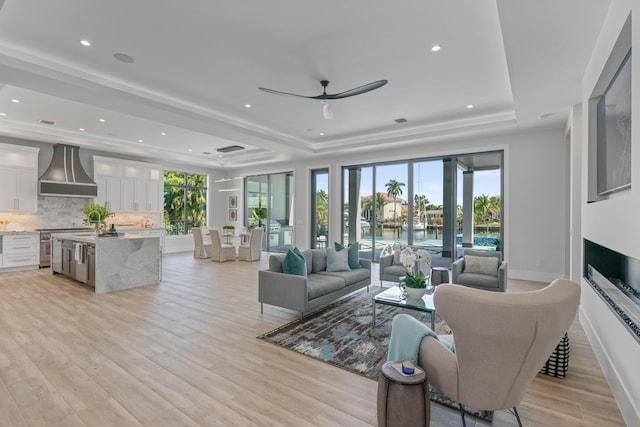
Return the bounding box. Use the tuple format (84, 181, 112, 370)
(246, 172, 294, 252)
(311, 169, 329, 249)
(163, 170, 207, 235)
(342, 151, 503, 265)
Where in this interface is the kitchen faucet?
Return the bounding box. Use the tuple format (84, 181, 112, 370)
(85, 210, 102, 236)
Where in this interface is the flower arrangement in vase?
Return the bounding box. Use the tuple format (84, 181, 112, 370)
(399, 246, 432, 299)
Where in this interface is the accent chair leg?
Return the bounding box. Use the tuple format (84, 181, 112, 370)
(513, 406, 523, 427)
(260, 303, 263, 314)
(459, 404, 467, 427)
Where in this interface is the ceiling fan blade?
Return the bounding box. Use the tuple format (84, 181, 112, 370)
(258, 87, 311, 99)
(326, 79, 388, 99)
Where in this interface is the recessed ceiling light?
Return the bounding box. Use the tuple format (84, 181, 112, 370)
(161, 132, 167, 136)
(188, 149, 192, 152)
(11, 99, 19, 103)
(138, 139, 143, 142)
(0, 113, 6, 116)
(80, 40, 91, 47)
(245, 104, 251, 108)
(431, 44, 441, 52)
(79, 128, 85, 131)
(98, 118, 105, 122)
(466, 104, 474, 109)
(319, 132, 325, 136)
(113, 53, 134, 63)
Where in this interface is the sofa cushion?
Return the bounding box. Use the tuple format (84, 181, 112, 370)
(318, 268, 370, 285)
(465, 255, 499, 277)
(335, 242, 362, 269)
(307, 274, 346, 299)
(282, 247, 307, 277)
(310, 248, 328, 273)
(300, 249, 313, 274)
(456, 272, 500, 289)
(326, 246, 351, 272)
(269, 254, 286, 272)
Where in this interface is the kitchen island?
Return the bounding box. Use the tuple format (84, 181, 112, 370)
(52, 232, 161, 294)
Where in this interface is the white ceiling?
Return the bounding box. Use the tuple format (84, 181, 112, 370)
(0, 0, 610, 170)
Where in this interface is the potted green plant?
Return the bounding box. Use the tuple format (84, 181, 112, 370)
(83, 202, 113, 232)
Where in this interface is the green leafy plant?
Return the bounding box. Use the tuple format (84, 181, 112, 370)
(83, 202, 113, 226)
(403, 270, 427, 288)
(222, 225, 235, 230)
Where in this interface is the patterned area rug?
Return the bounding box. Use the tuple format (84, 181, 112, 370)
(258, 288, 493, 421)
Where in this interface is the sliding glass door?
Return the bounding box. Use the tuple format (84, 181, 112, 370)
(245, 172, 294, 252)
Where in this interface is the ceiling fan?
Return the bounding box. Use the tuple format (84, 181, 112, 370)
(258, 79, 388, 119)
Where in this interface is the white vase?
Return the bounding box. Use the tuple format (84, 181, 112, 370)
(405, 286, 426, 301)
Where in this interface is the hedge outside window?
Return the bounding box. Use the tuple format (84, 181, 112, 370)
(164, 171, 207, 236)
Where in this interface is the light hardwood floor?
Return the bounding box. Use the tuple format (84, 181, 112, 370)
(0, 252, 626, 426)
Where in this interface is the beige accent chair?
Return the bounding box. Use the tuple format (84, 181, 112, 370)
(238, 227, 264, 261)
(417, 279, 580, 426)
(209, 229, 236, 262)
(192, 227, 213, 259)
(451, 249, 507, 292)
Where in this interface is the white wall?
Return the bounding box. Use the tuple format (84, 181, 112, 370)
(580, 1, 639, 425)
(232, 125, 570, 282)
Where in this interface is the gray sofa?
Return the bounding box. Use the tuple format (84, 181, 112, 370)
(258, 248, 371, 318)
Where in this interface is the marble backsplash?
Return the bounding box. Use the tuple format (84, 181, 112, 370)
(0, 197, 162, 230)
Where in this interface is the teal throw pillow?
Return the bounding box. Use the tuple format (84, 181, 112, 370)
(334, 242, 362, 269)
(327, 246, 351, 272)
(282, 247, 307, 277)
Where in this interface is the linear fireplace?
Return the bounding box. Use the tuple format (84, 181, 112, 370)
(584, 239, 640, 343)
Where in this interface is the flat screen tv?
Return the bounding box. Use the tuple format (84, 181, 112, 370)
(596, 48, 632, 196)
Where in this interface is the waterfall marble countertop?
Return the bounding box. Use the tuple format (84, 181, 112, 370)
(52, 232, 161, 293)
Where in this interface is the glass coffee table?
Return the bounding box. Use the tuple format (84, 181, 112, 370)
(372, 285, 436, 332)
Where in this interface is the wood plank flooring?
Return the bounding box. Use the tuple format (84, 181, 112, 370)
(0, 253, 626, 426)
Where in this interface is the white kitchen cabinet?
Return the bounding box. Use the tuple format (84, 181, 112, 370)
(1, 234, 40, 269)
(93, 156, 162, 214)
(0, 143, 39, 213)
(95, 175, 123, 212)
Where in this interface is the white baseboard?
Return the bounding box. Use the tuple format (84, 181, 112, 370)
(508, 269, 567, 283)
(579, 306, 640, 427)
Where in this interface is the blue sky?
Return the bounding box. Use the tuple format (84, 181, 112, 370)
(340, 163, 500, 206)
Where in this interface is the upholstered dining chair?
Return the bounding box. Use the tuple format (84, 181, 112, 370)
(209, 229, 236, 262)
(451, 249, 507, 291)
(238, 227, 264, 261)
(192, 227, 213, 259)
(417, 279, 580, 426)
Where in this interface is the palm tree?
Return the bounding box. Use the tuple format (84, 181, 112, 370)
(375, 193, 387, 222)
(385, 179, 405, 228)
(474, 194, 492, 232)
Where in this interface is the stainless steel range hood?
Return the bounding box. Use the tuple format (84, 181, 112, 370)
(39, 144, 98, 198)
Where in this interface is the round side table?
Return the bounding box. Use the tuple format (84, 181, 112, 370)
(377, 361, 430, 427)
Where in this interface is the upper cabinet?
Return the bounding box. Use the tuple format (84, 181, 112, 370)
(93, 156, 163, 214)
(0, 143, 39, 213)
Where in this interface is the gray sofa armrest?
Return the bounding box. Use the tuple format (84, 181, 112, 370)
(451, 257, 465, 283)
(359, 258, 372, 272)
(498, 261, 508, 292)
(258, 270, 309, 313)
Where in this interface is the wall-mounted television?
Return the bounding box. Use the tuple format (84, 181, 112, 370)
(596, 48, 632, 196)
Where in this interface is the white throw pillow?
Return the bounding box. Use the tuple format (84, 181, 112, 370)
(464, 255, 499, 277)
(392, 250, 402, 265)
(327, 247, 351, 272)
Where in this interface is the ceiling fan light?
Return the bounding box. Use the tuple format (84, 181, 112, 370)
(323, 103, 333, 120)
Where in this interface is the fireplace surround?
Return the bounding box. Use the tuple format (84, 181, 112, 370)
(584, 239, 640, 343)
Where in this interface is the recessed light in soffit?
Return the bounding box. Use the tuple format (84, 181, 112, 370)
(394, 118, 408, 124)
(114, 53, 135, 63)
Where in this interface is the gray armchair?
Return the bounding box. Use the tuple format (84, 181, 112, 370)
(379, 253, 431, 287)
(451, 249, 507, 292)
